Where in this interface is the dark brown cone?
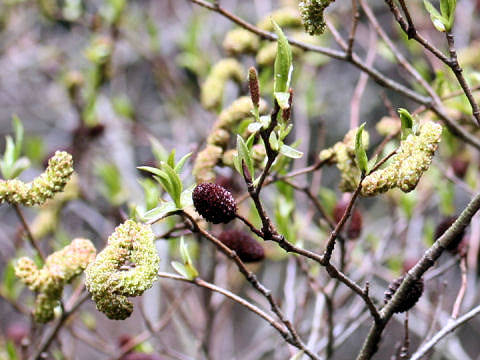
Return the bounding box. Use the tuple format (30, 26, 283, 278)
(384, 275, 424, 313)
(434, 216, 465, 253)
(333, 200, 363, 239)
(218, 229, 265, 262)
(192, 183, 237, 224)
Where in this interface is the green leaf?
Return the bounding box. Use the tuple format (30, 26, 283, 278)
(269, 131, 279, 151)
(272, 21, 293, 93)
(6, 341, 18, 360)
(247, 122, 263, 133)
(355, 123, 368, 173)
(161, 162, 183, 207)
(171, 261, 189, 278)
(180, 184, 195, 208)
(12, 115, 23, 160)
(167, 150, 176, 169)
(274, 91, 290, 110)
(259, 115, 271, 129)
(174, 152, 192, 173)
(1, 136, 16, 179)
(236, 135, 254, 178)
(279, 144, 303, 159)
(423, 0, 448, 31)
(141, 201, 178, 221)
(398, 108, 414, 140)
(9, 157, 30, 179)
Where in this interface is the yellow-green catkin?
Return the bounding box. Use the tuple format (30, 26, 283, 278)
(0, 151, 74, 207)
(30, 174, 80, 239)
(223, 28, 260, 55)
(257, 8, 302, 31)
(85, 220, 160, 320)
(319, 127, 369, 192)
(299, 0, 336, 35)
(15, 238, 96, 323)
(193, 145, 224, 184)
(362, 121, 443, 196)
(201, 58, 245, 111)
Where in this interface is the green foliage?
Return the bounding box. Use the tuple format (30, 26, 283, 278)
(171, 237, 199, 280)
(139, 150, 192, 221)
(398, 108, 414, 140)
(273, 21, 293, 94)
(423, 0, 456, 32)
(0, 116, 30, 180)
(355, 123, 368, 174)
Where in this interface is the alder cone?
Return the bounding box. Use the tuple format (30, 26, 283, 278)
(333, 200, 363, 239)
(384, 275, 424, 313)
(434, 216, 465, 253)
(192, 183, 237, 224)
(218, 229, 265, 262)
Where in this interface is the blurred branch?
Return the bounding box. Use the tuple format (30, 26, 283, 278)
(410, 304, 480, 360)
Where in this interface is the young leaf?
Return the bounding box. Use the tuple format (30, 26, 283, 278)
(171, 261, 189, 278)
(398, 108, 414, 140)
(12, 115, 23, 160)
(141, 201, 178, 221)
(174, 152, 192, 173)
(272, 21, 293, 93)
(269, 131, 279, 151)
(355, 123, 368, 174)
(274, 91, 291, 110)
(279, 144, 303, 159)
(423, 0, 448, 31)
(236, 135, 254, 179)
(247, 122, 263, 134)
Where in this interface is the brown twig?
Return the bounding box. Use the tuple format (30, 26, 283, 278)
(28, 292, 90, 360)
(14, 204, 46, 262)
(357, 191, 480, 360)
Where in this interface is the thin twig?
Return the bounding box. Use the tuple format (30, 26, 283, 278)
(357, 191, 480, 360)
(190, 0, 480, 149)
(14, 204, 46, 262)
(410, 304, 480, 360)
(28, 292, 90, 360)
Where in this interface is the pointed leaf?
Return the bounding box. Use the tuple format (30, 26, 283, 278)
(236, 135, 254, 178)
(279, 144, 303, 159)
(247, 122, 263, 133)
(398, 108, 414, 140)
(171, 261, 189, 278)
(141, 201, 178, 221)
(167, 150, 176, 168)
(180, 184, 195, 208)
(272, 21, 293, 93)
(274, 91, 291, 110)
(12, 115, 23, 160)
(355, 123, 368, 173)
(174, 152, 192, 173)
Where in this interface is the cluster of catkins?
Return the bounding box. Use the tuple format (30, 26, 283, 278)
(319, 127, 370, 192)
(15, 239, 96, 323)
(85, 220, 160, 320)
(361, 121, 443, 196)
